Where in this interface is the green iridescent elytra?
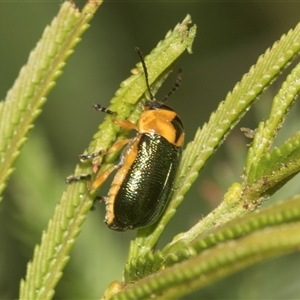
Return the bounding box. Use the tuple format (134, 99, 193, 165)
(106, 130, 182, 231)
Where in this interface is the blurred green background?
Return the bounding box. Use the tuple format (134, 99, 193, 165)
(1, 1, 300, 299)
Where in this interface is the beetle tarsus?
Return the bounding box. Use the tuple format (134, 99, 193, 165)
(78, 151, 102, 161)
(93, 104, 114, 115)
(65, 174, 91, 184)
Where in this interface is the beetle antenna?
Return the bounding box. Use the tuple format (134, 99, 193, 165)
(135, 47, 155, 101)
(161, 68, 182, 103)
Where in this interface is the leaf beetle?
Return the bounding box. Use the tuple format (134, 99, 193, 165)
(67, 48, 184, 231)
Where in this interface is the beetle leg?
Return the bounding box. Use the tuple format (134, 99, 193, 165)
(93, 104, 115, 115)
(66, 161, 120, 192)
(91, 164, 120, 191)
(93, 103, 137, 130)
(67, 104, 135, 187)
(67, 138, 131, 184)
(65, 174, 91, 184)
(106, 138, 131, 153)
(78, 104, 136, 162)
(112, 119, 136, 130)
(91, 138, 131, 173)
(79, 139, 131, 162)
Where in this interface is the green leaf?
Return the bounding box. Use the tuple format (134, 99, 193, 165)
(112, 214, 300, 300)
(246, 60, 300, 182)
(20, 13, 195, 300)
(154, 18, 300, 253)
(12, 5, 300, 299)
(17, 1, 103, 299)
(0, 0, 103, 204)
(121, 19, 300, 299)
(125, 193, 300, 286)
(244, 131, 300, 199)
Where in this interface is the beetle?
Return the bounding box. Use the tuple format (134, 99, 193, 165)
(67, 48, 184, 231)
